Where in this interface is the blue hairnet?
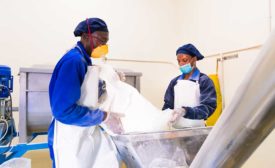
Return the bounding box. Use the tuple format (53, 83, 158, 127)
(74, 18, 108, 37)
(176, 43, 204, 60)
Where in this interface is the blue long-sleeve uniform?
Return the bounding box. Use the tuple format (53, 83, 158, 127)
(48, 41, 105, 167)
(162, 68, 217, 120)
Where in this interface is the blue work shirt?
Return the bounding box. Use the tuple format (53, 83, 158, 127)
(48, 41, 105, 166)
(162, 68, 217, 120)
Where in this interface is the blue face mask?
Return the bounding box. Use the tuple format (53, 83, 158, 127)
(179, 63, 193, 74)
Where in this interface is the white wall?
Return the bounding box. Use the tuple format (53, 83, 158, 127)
(177, 0, 270, 54)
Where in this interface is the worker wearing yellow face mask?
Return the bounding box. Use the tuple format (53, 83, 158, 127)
(81, 19, 109, 58)
(80, 19, 109, 58)
(48, 18, 124, 168)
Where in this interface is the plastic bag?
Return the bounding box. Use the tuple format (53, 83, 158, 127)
(98, 64, 173, 133)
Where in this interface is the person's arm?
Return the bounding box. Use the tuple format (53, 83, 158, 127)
(183, 75, 217, 120)
(162, 78, 177, 110)
(50, 57, 105, 126)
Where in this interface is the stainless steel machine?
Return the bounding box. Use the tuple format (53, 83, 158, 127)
(112, 127, 211, 168)
(190, 30, 275, 168)
(18, 66, 142, 143)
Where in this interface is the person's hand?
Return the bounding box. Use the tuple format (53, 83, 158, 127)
(103, 112, 125, 134)
(115, 70, 126, 81)
(169, 108, 186, 124)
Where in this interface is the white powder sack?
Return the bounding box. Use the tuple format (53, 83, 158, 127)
(96, 64, 173, 133)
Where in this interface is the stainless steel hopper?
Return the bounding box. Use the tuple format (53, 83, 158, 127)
(112, 127, 211, 168)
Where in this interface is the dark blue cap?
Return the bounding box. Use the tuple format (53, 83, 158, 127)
(176, 43, 204, 60)
(74, 18, 108, 37)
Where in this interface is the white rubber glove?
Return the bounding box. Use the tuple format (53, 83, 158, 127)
(116, 70, 126, 81)
(103, 112, 125, 134)
(169, 108, 186, 125)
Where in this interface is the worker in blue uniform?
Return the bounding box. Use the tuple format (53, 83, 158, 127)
(163, 44, 217, 128)
(48, 18, 123, 168)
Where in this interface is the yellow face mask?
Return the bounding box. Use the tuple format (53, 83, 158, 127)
(91, 45, 108, 58)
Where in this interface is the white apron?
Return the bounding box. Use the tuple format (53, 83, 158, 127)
(53, 66, 119, 168)
(173, 79, 205, 128)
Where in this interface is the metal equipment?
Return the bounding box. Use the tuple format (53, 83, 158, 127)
(190, 30, 275, 168)
(0, 65, 16, 146)
(0, 65, 48, 164)
(18, 66, 142, 143)
(112, 127, 211, 168)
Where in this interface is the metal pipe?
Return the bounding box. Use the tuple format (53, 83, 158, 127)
(106, 58, 178, 67)
(106, 45, 261, 66)
(207, 45, 261, 58)
(190, 31, 275, 168)
(218, 57, 226, 109)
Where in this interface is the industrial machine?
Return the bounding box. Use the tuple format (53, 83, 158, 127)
(0, 65, 16, 146)
(0, 66, 50, 164)
(112, 127, 211, 168)
(0, 65, 17, 160)
(18, 66, 142, 143)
